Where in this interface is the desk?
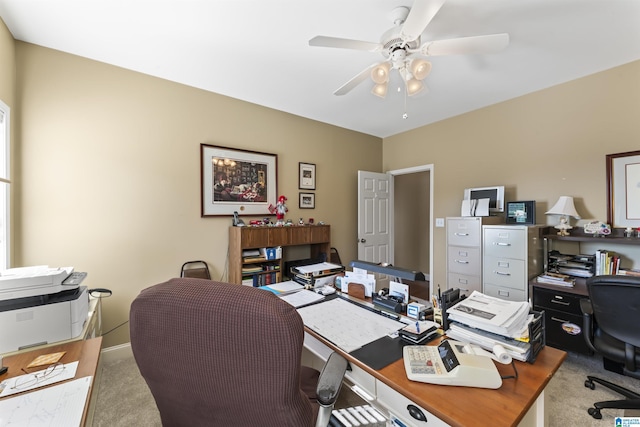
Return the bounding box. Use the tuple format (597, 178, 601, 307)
(0, 337, 102, 426)
(300, 298, 566, 427)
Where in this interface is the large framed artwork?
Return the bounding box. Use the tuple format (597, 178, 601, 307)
(607, 150, 640, 228)
(201, 144, 277, 217)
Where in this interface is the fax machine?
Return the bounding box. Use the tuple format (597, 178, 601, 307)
(0, 266, 88, 354)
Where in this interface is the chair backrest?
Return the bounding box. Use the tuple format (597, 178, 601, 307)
(587, 275, 640, 349)
(130, 278, 315, 426)
(180, 260, 211, 279)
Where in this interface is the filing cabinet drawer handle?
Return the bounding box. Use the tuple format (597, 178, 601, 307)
(454, 232, 469, 236)
(551, 299, 570, 306)
(494, 242, 511, 246)
(551, 316, 570, 323)
(495, 271, 511, 276)
(455, 260, 469, 264)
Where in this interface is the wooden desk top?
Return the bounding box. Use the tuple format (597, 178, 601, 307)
(0, 337, 103, 426)
(305, 328, 566, 427)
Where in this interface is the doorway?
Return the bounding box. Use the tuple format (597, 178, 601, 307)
(357, 165, 433, 296)
(390, 165, 432, 286)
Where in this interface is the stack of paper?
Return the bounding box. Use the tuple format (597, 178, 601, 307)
(291, 262, 344, 288)
(446, 291, 530, 339)
(445, 291, 536, 362)
(446, 322, 531, 362)
(536, 272, 575, 287)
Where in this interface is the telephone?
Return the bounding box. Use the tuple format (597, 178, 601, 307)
(403, 339, 503, 389)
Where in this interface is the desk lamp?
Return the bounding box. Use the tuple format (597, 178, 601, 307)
(545, 196, 581, 236)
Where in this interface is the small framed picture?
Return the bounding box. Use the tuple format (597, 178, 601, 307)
(506, 200, 536, 225)
(299, 162, 316, 190)
(299, 192, 315, 209)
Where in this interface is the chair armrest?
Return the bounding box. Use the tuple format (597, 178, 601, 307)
(580, 298, 593, 316)
(580, 298, 597, 353)
(315, 352, 348, 427)
(316, 352, 348, 406)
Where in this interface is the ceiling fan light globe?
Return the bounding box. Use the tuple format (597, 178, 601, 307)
(411, 59, 431, 80)
(406, 78, 424, 96)
(372, 83, 388, 98)
(371, 63, 391, 84)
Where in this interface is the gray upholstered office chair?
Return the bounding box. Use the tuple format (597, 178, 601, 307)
(179, 260, 211, 279)
(581, 275, 640, 419)
(130, 277, 347, 427)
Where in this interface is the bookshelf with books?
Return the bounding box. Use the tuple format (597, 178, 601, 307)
(229, 225, 331, 285)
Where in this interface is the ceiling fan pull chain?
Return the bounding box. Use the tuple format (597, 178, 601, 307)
(403, 85, 409, 119)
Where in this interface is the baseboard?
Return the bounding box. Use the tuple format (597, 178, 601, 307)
(100, 342, 133, 363)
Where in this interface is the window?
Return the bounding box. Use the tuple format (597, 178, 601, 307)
(0, 100, 10, 270)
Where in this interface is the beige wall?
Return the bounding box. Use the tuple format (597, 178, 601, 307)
(15, 42, 382, 347)
(384, 59, 640, 291)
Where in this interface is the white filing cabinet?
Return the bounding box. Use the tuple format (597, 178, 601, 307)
(446, 217, 501, 294)
(482, 225, 545, 302)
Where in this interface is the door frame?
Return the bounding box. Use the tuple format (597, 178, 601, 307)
(388, 164, 434, 297)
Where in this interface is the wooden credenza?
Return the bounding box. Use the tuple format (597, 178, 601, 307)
(228, 225, 331, 285)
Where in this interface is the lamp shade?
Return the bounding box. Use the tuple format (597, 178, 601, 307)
(371, 83, 388, 98)
(371, 62, 391, 84)
(405, 78, 424, 96)
(411, 58, 432, 81)
(545, 196, 581, 219)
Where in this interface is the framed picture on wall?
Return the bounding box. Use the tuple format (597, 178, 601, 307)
(200, 144, 277, 216)
(299, 192, 315, 209)
(607, 150, 640, 228)
(299, 162, 316, 190)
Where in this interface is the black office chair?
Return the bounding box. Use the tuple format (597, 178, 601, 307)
(580, 275, 640, 419)
(180, 260, 211, 279)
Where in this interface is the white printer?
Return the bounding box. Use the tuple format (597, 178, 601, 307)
(0, 266, 89, 354)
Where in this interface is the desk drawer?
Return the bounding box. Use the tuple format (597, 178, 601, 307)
(377, 381, 447, 427)
(537, 306, 591, 355)
(533, 287, 583, 316)
(344, 363, 376, 399)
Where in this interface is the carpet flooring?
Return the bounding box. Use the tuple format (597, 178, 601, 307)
(92, 349, 640, 426)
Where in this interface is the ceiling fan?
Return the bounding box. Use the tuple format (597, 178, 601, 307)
(309, 0, 509, 98)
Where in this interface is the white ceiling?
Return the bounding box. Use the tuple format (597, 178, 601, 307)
(1, 0, 639, 138)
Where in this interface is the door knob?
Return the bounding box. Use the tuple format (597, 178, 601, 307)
(359, 238, 366, 243)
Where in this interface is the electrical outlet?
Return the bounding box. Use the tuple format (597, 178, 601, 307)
(435, 218, 445, 227)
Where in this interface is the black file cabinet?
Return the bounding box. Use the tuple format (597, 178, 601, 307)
(532, 285, 592, 355)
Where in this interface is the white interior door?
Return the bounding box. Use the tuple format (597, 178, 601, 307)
(357, 171, 393, 266)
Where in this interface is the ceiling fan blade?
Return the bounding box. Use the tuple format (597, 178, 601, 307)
(333, 63, 380, 96)
(420, 33, 510, 56)
(401, 0, 446, 42)
(309, 36, 381, 52)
